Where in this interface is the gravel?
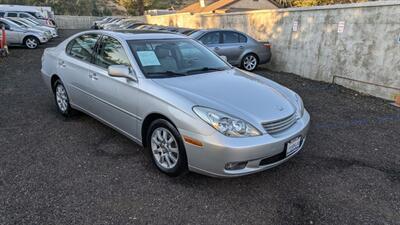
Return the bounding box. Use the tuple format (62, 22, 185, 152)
(0, 29, 399, 225)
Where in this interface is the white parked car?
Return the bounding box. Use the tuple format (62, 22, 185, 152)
(8, 17, 57, 38)
(6, 17, 52, 40)
(0, 18, 48, 48)
(0, 8, 55, 27)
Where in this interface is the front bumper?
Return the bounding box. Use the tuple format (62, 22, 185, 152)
(181, 110, 310, 177)
(50, 30, 58, 38)
(39, 36, 49, 43)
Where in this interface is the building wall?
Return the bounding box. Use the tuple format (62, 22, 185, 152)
(145, 1, 400, 100)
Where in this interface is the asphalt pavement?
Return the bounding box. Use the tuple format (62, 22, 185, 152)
(0, 30, 399, 225)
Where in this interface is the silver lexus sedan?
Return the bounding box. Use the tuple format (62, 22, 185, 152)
(41, 30, 310, 177)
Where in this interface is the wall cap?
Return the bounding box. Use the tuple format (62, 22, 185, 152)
(147, 0, 400, 18)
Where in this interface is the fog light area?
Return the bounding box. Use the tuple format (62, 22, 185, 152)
(225, 161, 247, 170)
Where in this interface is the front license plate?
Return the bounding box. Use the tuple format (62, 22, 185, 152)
(286, 136, 302, 156)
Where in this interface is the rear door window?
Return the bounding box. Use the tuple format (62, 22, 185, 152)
(221, 31, 248, 44)
(66, 34, 100, 63)
(222, 31, 240, 44)
(7, 12, 18, 17)
(223, 31, 249, 44)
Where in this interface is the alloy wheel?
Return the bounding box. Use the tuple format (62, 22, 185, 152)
(55, 84, 69, 113)
(243, 55, 257, 71)
(26, 38, 38, 49)
(151, 127, 179, 169)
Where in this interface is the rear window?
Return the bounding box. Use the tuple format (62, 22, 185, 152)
(222, 31, 247, 44)
(7, 12, 18, 17)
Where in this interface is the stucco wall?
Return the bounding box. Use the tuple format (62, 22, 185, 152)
(145, 1, 400, 100)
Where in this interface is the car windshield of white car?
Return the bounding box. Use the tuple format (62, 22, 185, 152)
(128, 39, 230, 78)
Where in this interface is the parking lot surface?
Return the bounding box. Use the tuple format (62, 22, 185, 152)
(0, 30, 399, 225)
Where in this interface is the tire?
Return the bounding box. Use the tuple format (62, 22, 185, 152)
(24, 36, 39, 49)
(53, 80, 74, 117)
(241, 53, 258, 71)
(147, 119, 188, 176)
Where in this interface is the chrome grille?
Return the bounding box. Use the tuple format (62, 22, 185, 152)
(262, 113, 297, 134)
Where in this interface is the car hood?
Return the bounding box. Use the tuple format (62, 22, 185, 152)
(153, 69, 296, 123)
(25, 28, 44, 34)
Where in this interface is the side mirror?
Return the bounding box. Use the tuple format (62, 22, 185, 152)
(108, 65, 137, 82)
(220, 55, 228, 61)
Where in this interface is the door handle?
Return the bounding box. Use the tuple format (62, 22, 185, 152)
(58, 60, 66, 68)
(239, 46, 244, 49)
(214, 47, 220, 51)
(89, 72, 98, 80)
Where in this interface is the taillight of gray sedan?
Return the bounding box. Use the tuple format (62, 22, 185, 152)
(41, 30, 310, 177)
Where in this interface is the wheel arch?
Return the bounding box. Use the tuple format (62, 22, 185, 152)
(23, 35, 39, 43)
(50, 74, 61, 93)
(241, 52, 259, 63)
(141, 113, 178, 147)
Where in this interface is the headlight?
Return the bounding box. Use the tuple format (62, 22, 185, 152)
(294, 94, 304, 118)
(193, 106, 261, 137)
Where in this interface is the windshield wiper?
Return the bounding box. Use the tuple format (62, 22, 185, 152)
(185, 67, 226, 74)
(147, 71, 187, 77)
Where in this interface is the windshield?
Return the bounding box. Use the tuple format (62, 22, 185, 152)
(20, 19, 35, 26)
(128, 39, 231, 78)
(10, 20, 30, 28)
(4, 19, 23, 29)
(26, 18, 40, 25)
(34, 12, 45, 19)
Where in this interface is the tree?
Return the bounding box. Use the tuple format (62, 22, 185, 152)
(273, 0, 293, 7)
(137, 0, 144, 15)
(272, 0, 368, 7)
(118, 0, 148, 15)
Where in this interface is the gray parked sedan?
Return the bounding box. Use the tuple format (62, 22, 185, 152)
(189, 29, 272, 71)
(41, 30, 309, 177)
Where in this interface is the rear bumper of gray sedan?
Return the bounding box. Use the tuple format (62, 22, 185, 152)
(258, 49, 272, 65)
(181, 111, 310, 177)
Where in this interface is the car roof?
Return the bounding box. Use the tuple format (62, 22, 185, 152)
(88, 29, 188, 40)
(0, 10, 25, 13)
(197, 28, 240, 32)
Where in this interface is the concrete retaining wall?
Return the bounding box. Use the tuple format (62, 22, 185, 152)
(145, 1, 400, 100)
(55, 16, 146, 29)
(55, 16, 103, 29)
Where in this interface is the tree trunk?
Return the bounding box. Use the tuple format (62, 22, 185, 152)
(136, 0, 145, 15)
